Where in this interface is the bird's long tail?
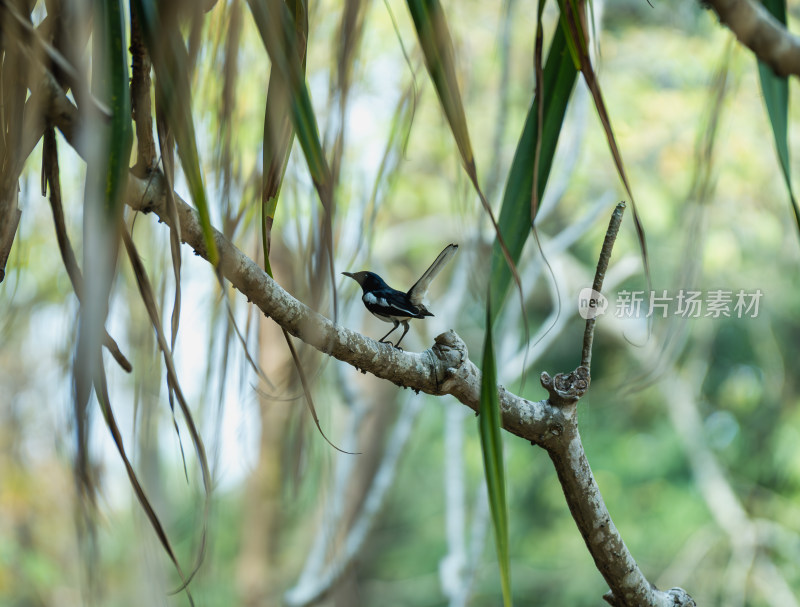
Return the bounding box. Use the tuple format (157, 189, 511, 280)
(407, 243, 458, 306)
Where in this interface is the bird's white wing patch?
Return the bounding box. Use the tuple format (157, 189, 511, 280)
(391, 303, 418, 316)
(365, 291, 418, 317)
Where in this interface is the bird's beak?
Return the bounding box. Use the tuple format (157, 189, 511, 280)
(342, 271, 353, 278)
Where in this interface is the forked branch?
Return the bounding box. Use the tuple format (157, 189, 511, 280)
(539, 204, 694, 607)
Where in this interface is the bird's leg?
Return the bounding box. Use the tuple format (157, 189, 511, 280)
(378, 321, 400, 344)
(393, 321, 411, 349)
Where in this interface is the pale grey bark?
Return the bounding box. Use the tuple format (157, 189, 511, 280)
(705, 0, 800, 77)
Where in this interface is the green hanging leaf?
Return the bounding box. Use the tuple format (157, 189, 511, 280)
(756, 0, 800, 234)
(489, 23, 578, 322)
(479, 294, 512, 606)
(249, 0, 351, 452)
(247, 0, 331, 199)
(102, 0, 132, 220)
(405, 0, 473, 165)
(247, 0, 338, 316)
(260, 0, 308, 276)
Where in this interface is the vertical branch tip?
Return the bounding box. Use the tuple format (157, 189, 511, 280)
(580, 201, 626, 370)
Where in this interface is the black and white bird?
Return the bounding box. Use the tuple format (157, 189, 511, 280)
(343, 244, 458, 349)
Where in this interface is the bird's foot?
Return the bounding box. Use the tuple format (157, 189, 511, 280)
(378, 337, 404, 351)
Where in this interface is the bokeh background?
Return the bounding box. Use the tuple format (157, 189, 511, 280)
(2, 0, 800, 606)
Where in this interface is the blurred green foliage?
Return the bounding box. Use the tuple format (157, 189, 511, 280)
(1, 0, 800, 606)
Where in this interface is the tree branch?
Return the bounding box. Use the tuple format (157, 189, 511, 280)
(582, 201, 625, 369)
(125, 169, 565, 442)
(40, 77, 696, 607)
(125, 174, 693, 606)
(704, 0, 800, 77)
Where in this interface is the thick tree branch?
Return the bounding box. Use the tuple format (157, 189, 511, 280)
(705, 0, 800, 77)
(126, 174, 693, 606)
(125, 169, 565, 443)
(39, 79, 695, 607)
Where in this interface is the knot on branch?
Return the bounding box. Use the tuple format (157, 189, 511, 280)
(540, 366, 590, 407)
(432, 330, 467, 365)
(432, 330, 472, 394)
(665, 587, 697, 606)
(127, 169, 166, 215)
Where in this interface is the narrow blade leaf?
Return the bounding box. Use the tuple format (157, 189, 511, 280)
(405, 0, 473, 164)
(121, 228, 211, 587)
(251, 1, 349, 453)
(102, 0, 132, 220)
(43, 128, 132, 372)
(557, 1, 651, 285)
(489, 23, 578, 321)
(479, 295, 512, 606)
(406, 0, 524, 315)
(94, 360, 194, 605)
(260, 0, 308, 274)
(74, 0, 133, 495)
(132, 0, 219, 265)
(756, 0, 800, 234)
(247, 0, 338, 317)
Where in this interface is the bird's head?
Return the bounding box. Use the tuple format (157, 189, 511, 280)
(342, 271, 388, 291)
